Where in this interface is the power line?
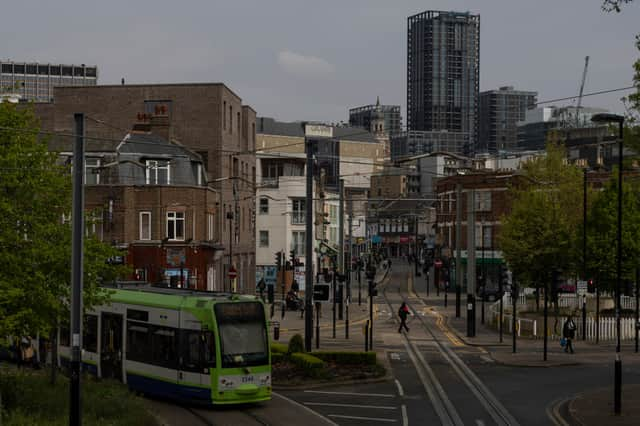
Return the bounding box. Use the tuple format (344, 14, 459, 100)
(535, 85, 636, 106)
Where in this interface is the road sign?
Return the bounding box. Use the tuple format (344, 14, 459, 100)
(228, 266, 237, 280)
(434, 259, 443, 268)
(577, 280, 587, 295)
(313, 284, 330, 302)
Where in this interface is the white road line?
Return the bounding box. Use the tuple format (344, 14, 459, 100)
(273, 393, 339, 426)
(304, 402, 397, 410)
(401, 404, 409, 426)
(476, 420, 486, 426)
(327, 414, 397, 423)
(394, 379, 405, 397)
(304, 390, 396, 398)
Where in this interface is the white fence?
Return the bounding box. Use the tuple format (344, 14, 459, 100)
(489, 301, 639, 341)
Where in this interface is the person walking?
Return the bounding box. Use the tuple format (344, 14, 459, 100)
(563, 315, 577, 354)
(398, 302, 410, 333)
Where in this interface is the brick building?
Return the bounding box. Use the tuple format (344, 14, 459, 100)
(35, 83, 257, 293)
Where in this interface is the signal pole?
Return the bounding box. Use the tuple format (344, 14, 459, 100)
(304, 137, 314, 352)
(338, 179, 344, 320)
(70, 113, 85, 426)
(466, 189, 476, 337)
(455, 183, 462, 318)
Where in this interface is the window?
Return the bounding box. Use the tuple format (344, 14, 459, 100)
(475, 224, 492, 249)
(223, 101, 226, 130)
(237, 112, 241, 134)
(167, 211, 185, 240)
(475, 191, 492, 212)
(259, 198, 268, 215)
(151, 326, 177, 368)
(292, 231, 305, 256)
(207, 213, 215, 240)
(126, 321, 150, 363)
(146, 160, 170, 185)
(85, 158, 100, 185)
(291, 199, 305, 224)
(229, 106, 233, 133)
(259, 230, 269, 247)
(181, 330, 216, 373)
(139, 211, 151, 240)
(83, 315, 98, 353)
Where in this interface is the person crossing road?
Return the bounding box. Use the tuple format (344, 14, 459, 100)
(398, 301, 410, 333)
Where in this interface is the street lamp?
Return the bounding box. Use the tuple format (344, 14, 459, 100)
(591, 112, 625, 415)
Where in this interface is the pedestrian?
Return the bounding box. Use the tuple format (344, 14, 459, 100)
(562, 315, 577, 354)
(388, 258, 392, 270)
(398, 302, 410, 333)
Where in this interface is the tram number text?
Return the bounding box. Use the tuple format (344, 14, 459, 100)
(241, 376, 255, 383)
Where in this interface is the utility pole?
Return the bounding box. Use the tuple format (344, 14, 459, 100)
(512, 279, 517, 353)
(338, 180, 344, 321)
(456, 183, 462, 318)
(414, 216, 420, 277)
(70, 113, 85, 426)
(544, 279, 549, 361)
(466, 189, 476, 338)
(227, 209, 233, 293)
(304, 137, 314, 352)
(346, 199, 353, 339)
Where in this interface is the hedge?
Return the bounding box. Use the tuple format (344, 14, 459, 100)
(311, 351, 377, 365)
(271, 342, 288, 354)
(290, 352, 324, 371)
(271, 352, 285, 364)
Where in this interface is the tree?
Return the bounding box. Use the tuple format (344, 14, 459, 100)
(499, 141, 584, 288)
(0, 104, 126, 355)
(602, 0, 634, 13)
(585, 172, 640, 293)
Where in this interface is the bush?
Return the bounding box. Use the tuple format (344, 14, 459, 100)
(271, 353, 285, 364)
(312, 351, 377, 365)
(288, 334, 305, 354)
(290, 353, 324, 375)
(271, 342, 288, 354)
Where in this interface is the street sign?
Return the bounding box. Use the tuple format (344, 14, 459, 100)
(577, 280, 588, 295)
(228, 266, 237, 280)
(434, 259, 443, 268)
(313, 284, 330, 302)
(304, 124, 333, 138)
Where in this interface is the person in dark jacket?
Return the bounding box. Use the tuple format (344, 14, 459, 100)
(398, 302, 410, 333)
(563, 315, 577, 354)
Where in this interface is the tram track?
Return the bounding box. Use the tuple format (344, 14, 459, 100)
(381, 268, 520, 426)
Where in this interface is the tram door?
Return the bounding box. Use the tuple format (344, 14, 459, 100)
(101, 313, 123, 381)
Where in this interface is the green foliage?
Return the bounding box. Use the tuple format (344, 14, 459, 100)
(290, 352, 324, 372)
(602, 0, 634, 13)
(271, 352, 285, 364)
(0, 104, 127, 338)
(287, 334, 305, 354)
(499, 142, 584, 285)
(0, 369, 157, 425)
(312, 351, 377, 365)
(585, 172, 640, 291)
(270, 342, 288, 354)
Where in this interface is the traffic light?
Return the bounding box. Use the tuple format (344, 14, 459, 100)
(289, 250, 296, 267)
(588, 279, 595, 294)
(275, 251, 282, 270)
(499, 264, 509, 288)
(368, 279, 378, 297)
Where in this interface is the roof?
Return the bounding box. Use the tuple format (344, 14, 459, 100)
(108, 286, 258, 310)
(119, 132, 199, 159)
(257, 117, 377, 143)
(52, 82, 244, 101)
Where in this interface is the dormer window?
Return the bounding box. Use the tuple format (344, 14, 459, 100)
(146, 160, 170, 185)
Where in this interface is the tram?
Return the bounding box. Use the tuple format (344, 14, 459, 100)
(58, 285, 271, 405)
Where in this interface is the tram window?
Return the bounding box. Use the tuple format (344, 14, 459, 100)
(126, 321, 150, 363)
(127, 309, 148, 322)
(60, 323, 70, 347)
(203, 331, 216, 367)
(181, 331, 201, 372)
(83, 315, 98, 353)
(151, 326, 177, 369)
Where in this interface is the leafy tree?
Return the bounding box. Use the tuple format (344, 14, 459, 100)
(0, 104, 126, 357)
(585, 172, 640, 293)
(602, 0, 634, 13)
(499, 141, 584, 288)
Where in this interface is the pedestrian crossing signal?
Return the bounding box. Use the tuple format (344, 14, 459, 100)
(313, 284, 330, 302)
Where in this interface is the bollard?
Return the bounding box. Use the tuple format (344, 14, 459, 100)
(273, 321, 280, 341)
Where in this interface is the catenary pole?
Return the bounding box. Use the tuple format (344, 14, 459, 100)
(304, 137, 314, 352)
(339, 179, 344, 320)
(456, 183, 462, 318)
(70, 114, 85, 426)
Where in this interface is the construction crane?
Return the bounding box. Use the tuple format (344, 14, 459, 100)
(575, 56, 590, 127)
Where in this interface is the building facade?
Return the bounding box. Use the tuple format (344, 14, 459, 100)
(478, 86, 537, 153)
(0, 61, 97, 102)
(349, 100, 402, 136)
(407, 10, 480, 155)
(34, 83, 257, 294)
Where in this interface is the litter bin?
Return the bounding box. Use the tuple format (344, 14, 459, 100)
(273, 321, 280, 341)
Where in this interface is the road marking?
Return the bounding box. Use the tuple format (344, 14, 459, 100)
(476, 420, 486, 426)
(304, 402, 397, 410)
(390, 353, 401, 360)
(394, 379, 405, 397)
(480, 356, 494, 363)
(401, 404, 409, 426)
(304, 390, 395, 398)
(273, 393, 339, 426)
(328, 414, 397, 423)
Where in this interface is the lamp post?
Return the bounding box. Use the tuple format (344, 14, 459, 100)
(591, 113, 625, 416)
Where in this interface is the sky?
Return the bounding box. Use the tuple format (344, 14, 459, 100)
(2, 0, 639, 124)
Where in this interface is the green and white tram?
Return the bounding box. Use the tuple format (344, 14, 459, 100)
(58, 285, 271, 405)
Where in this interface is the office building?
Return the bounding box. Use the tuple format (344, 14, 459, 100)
(0, 61, 97, 102)
(407, 11, 480, 155)
(479, 86, 537, 152)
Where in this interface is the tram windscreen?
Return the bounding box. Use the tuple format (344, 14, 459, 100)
(215, 302, 268, 368)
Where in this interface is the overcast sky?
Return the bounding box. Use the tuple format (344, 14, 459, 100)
(3, 1, 639, 124)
